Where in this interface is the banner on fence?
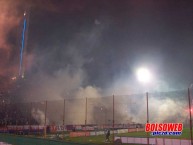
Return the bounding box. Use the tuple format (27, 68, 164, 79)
(70, 131, 90, 137)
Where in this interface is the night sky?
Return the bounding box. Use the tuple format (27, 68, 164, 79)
(1, 0, 193, 100)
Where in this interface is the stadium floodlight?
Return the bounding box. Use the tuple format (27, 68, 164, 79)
(136, 67, 152, 84)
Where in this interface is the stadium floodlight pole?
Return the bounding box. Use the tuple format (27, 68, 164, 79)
(188, 87, 193, 145)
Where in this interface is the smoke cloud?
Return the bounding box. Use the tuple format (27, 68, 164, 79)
(0, 0, 21, 82)
(31, 108, 49, 125)
(2, 1, 190, 126)
(121, 91, 189, 125)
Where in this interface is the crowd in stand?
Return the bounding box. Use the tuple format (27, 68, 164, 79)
(0, 102, 37, 126)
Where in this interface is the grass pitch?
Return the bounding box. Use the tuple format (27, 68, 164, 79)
(116, 127, 191, 139)
(63, 127, 192, 144)
(0, 128, 191, 145)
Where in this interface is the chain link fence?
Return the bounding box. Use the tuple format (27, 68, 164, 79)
(0, 89, 192, 137)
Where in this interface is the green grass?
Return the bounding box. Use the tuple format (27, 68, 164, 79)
(62, 128, 192, 144)
(0, 134, 92, 145)
(64, 134, 112, 144)
(117, 128, 191, 139)
(0, 128, 191, 145)
(63, 135, 141, 145)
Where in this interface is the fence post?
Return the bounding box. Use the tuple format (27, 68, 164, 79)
(85, 97, 87, 136)
(188, 88, 193, 145)
(146, 92, 149, 145)
(29, 102, 32, 135)
(4, 102, 7, 130)
(44, 100, 47, 138)
(63, 99, 65, 139)
(113, 94, 115, 144)
(85, 97, 87, 125)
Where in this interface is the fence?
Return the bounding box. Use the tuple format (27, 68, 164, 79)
(0, 89, 192, 138)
